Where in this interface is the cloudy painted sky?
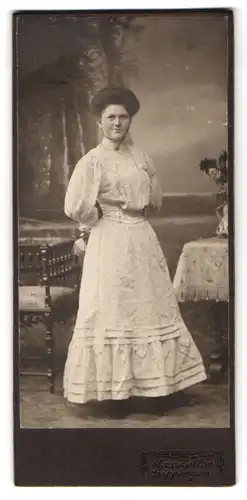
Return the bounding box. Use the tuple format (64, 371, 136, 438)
(125, 14, 228, 193)
(17, 12, 229, 193)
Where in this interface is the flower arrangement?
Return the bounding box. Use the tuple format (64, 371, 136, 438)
(199, 150, 228, 203)
(199, 150, 228, 237)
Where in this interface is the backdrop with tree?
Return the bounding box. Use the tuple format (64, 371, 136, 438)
(17, 14, 144, 218)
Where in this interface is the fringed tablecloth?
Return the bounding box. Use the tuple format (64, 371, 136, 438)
(173, 237, 229, 302)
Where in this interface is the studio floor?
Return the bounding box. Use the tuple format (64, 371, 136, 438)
(19, 376, 230, 429)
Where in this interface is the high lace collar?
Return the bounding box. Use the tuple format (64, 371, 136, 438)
(100, 137, 130, 152)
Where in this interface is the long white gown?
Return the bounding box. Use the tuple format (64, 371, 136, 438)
(63, 141, 207, 403)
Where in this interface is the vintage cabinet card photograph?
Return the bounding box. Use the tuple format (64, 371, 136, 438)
(13, 9, 235, 486)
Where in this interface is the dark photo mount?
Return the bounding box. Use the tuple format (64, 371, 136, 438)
(13, 8, 235, 486)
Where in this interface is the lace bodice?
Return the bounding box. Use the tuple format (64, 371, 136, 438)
(64, 142, 163, 224)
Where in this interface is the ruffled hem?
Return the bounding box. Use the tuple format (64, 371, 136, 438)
(63, 326, 207, 403)
(64, 370, 206, 403)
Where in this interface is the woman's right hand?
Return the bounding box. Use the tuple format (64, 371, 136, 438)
(73, 237, 87, 256)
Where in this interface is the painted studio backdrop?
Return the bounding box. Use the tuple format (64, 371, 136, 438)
(17, 14, 228, 215)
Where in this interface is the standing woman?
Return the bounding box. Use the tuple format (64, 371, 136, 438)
(64, 87, 206, 412)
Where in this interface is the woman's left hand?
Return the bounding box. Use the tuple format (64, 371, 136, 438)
(144, 204, 155, 218)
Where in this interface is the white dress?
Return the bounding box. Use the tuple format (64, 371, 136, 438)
(63, 142, 207, 403)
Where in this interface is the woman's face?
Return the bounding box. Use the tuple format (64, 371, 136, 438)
(98, 104, 131, 142)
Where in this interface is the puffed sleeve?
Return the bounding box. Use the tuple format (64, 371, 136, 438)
(143, 152, 163, 211)
(64, 153, 102, 223)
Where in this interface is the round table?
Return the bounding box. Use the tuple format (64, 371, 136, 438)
(173, 237, 229, 379)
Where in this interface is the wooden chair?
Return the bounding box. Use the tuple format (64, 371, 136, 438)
(18, 237, 82, 393)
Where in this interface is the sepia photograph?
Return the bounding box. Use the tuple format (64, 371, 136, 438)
(15, 10, 232, 439)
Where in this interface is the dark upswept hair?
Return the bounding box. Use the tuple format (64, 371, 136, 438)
(90, 87, 140, 117)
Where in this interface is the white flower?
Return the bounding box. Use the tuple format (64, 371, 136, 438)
(208, 168, 221, 181)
